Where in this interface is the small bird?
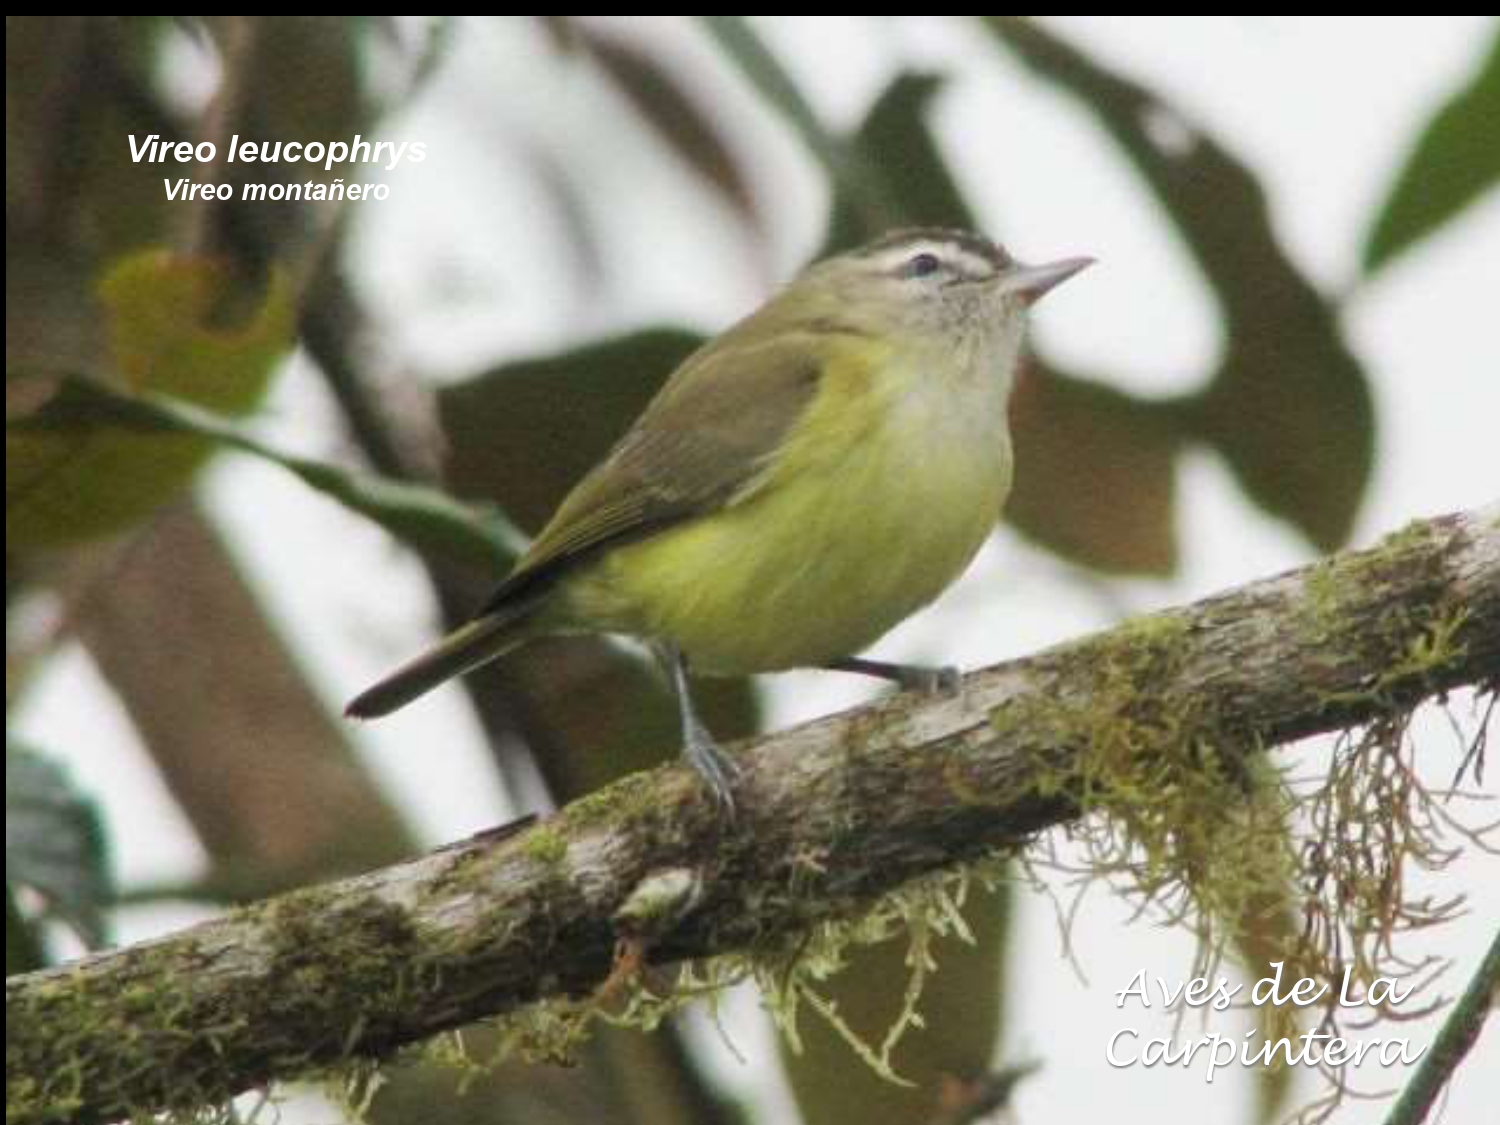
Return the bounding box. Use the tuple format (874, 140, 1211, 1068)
(347, 229, 1092, 810)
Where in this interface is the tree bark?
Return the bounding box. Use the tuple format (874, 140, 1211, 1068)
(64, 497, 414, 881)
(8, 503, 1498, 1125)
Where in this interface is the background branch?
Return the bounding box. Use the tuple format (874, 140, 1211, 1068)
(8, 502, 1498, 1125)
(1382, 924, 1500, 1125)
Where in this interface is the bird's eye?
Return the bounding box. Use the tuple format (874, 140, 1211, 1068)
(903, 252, 942, 279)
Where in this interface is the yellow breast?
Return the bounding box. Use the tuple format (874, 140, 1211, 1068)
(564, 340, 1014, 674)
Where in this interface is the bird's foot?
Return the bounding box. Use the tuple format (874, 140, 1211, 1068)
(682, 720, 741, 817)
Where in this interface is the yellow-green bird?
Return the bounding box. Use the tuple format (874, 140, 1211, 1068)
(347, 228, 1092, 810)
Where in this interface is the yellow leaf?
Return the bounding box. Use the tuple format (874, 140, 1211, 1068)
(6, 251, 294, 548)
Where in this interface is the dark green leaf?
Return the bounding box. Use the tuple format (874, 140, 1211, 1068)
(6, 743, 112, 950)
(984, 17, 1374, 551)
(6, 253, 295, 549)
(1364, 27, 1500, 274)
(439, 328, 704, 533)
(698, 16, 835, 164)
(9, 374, 519, 572)
(826, 72, 976, 252)
(1008, 362, 1181, 575)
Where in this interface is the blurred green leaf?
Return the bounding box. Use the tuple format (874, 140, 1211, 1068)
(1192, 341, 1371, 554)
(698, 16, 839, 169)
(6, 251, 295, 549)
(440, 328, 704, 533)
(851, 73, 974, 231)
(782, 883, 1012, 1125)
(6, 742, 112, 951)
(568, 23, 764, 234)
(1008, 363, 1181, 575)
(699, 15, 897, 231)
(826, 72, 976, 252)
(9, 374, 520, 572)
(1363, 27, 1500, 274)
(984, 17, 1374, 551)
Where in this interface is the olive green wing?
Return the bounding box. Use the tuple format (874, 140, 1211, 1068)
(479, 332, 825, 612)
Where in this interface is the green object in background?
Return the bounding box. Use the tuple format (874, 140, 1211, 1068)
(6, 251, 294, 548)
(10, 374, 521, 573)
(1363, 28, 1500, 275)
(985, 17, 1375, 553)
(440, 328, 703, 534)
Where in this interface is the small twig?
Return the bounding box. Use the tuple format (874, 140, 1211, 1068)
(1381, 925, 1500, 1125)
(697, 15, 897, 232)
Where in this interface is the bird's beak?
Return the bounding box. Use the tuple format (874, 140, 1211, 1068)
(1001, 256, 1095, 304)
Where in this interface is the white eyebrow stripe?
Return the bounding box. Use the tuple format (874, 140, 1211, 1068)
(868, 239, 997, 278)
(946, 246, 999, 277)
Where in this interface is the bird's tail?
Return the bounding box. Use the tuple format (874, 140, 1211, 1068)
(345, 604, 533, 720)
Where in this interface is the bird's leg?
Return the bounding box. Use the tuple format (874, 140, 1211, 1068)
(654, 641, 740, 814)
(822, 655, 961, 696)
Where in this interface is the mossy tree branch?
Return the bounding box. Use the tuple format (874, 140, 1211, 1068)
(8, 503, 1499, 1125)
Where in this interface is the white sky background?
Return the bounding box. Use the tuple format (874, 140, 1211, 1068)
(14, 15, 1499, 1125)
